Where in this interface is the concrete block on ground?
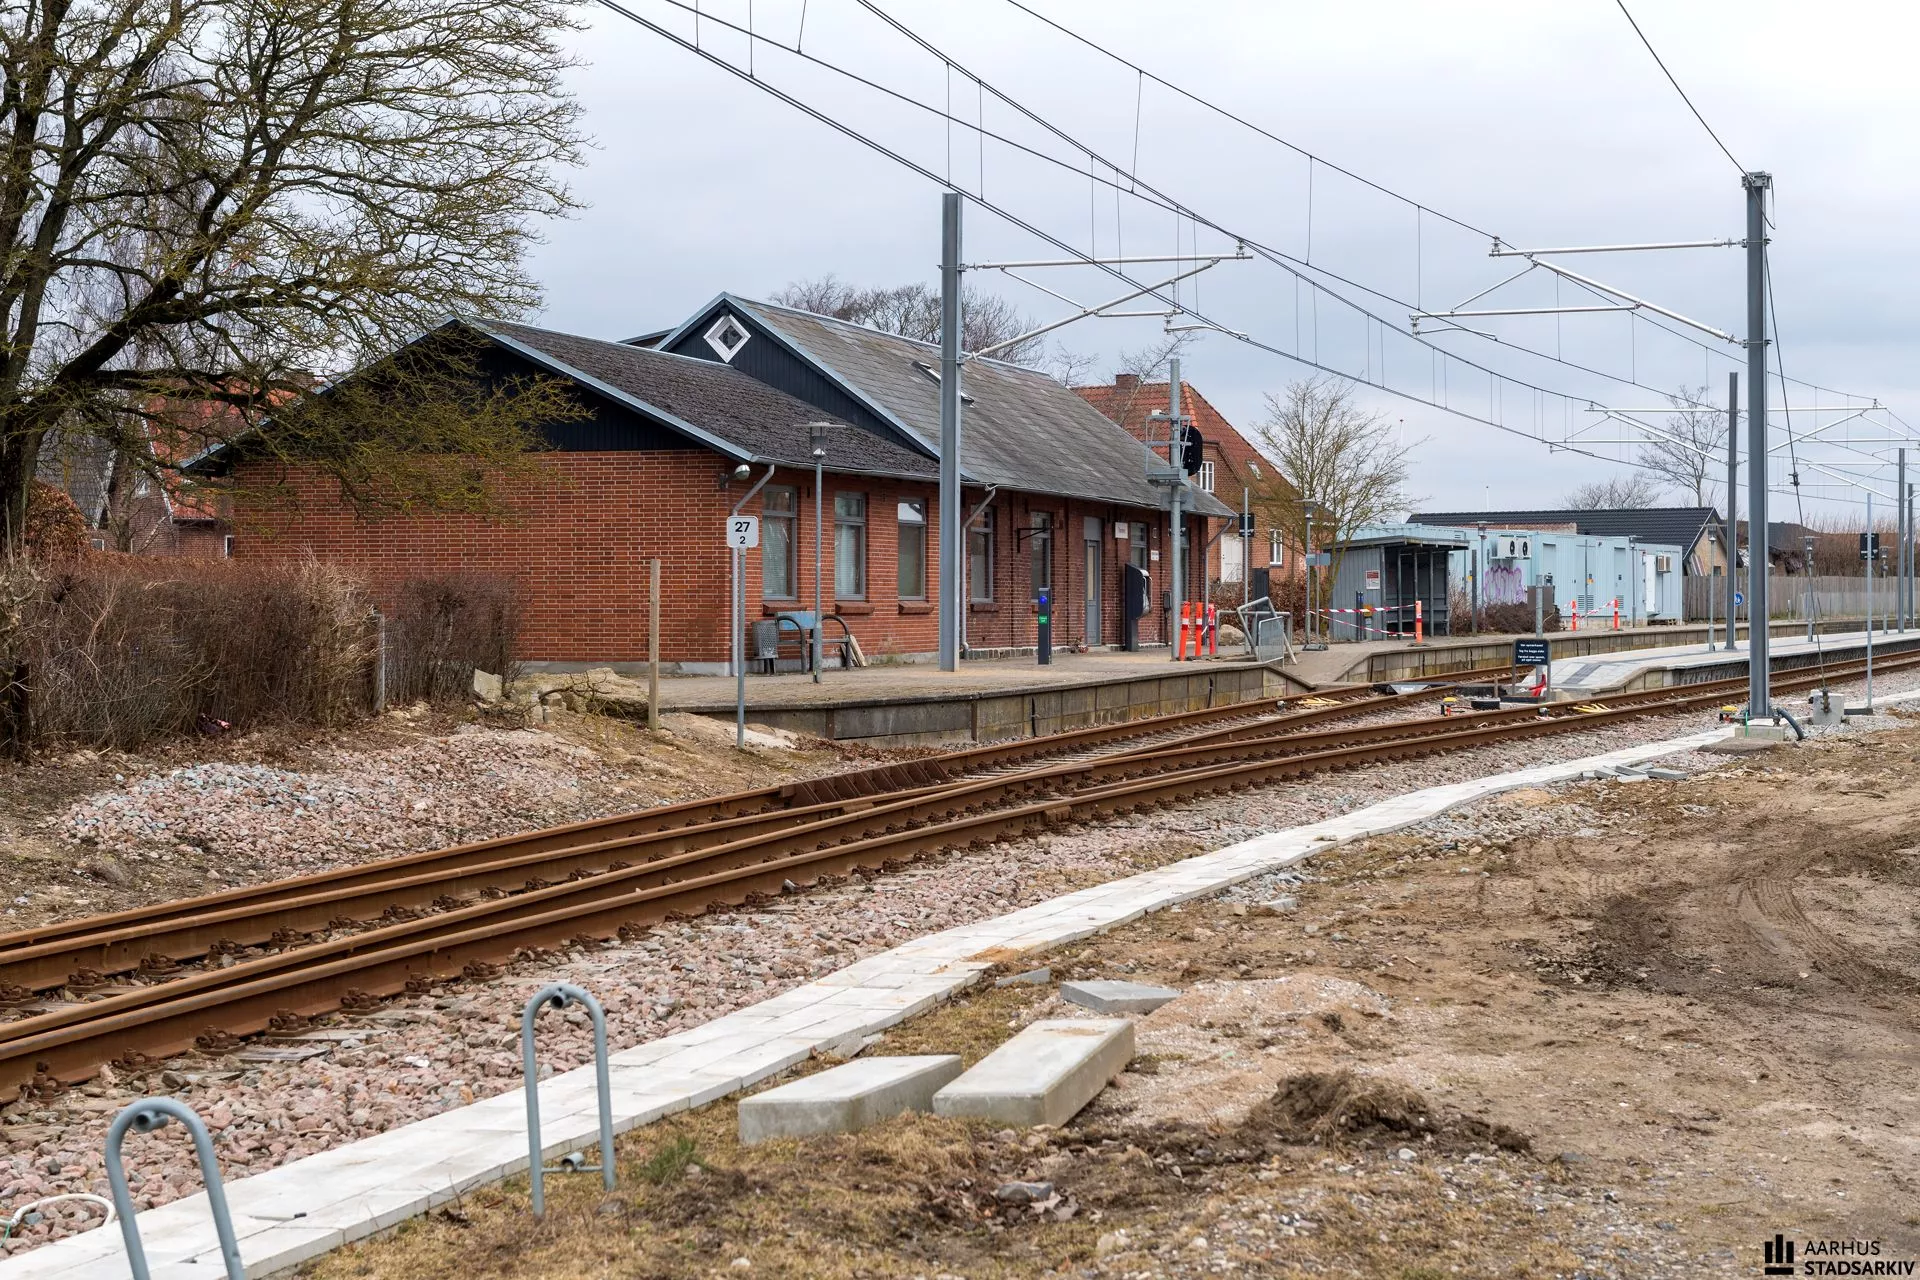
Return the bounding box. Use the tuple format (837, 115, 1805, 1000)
(1613, 772, 1649, 784)
(995, 967, 1052, 987)
(1060, 979, 1181, 1015)
(1644, 767, 1687, 781)
(1700, 737, 1778, 755)
(933, 1018, 1134, 1128)
(738, 1055, 962, 1145)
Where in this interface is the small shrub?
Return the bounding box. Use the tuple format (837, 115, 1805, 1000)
(383, 572, 525, 706)
(23, 481, 88, 563)
(16, 556, 376, 750)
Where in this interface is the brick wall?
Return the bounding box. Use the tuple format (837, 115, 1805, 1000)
(235, 451, 1200, 666)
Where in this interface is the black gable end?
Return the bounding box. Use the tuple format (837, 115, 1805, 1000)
(474, 341, 705, 453)
(662, 306, 914, 450)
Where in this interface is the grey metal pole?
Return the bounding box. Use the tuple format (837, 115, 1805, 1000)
(1804, 535, 1815, 644)
(648, 558, 660, 731)
(1744, 171, 1771, 720)
(1889, 450, 1904, 629)
(1242, 486, 1251, 608)
(1707, 556, 1716, 651)
(734, 546, 745, 747)
(1471, 536, 1481, 634)
(1533, 558, 1543, 638)
(813, 452, 824, 683)
(1305, 512, 1315, 646)
(937, 193, 963, 672)
(1867, 489, 1875, 708)
(1725, 371, 1739, 650)
(1169, 358, 1184, 662)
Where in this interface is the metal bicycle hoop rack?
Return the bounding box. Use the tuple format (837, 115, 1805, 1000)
(105, 1097, 243, 1280)
(521, 982, 616, 1218)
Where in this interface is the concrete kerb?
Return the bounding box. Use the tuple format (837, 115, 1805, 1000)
(21, 710, 1900, 1279)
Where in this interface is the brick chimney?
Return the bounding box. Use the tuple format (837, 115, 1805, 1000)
(1113, 372, 1140, 391)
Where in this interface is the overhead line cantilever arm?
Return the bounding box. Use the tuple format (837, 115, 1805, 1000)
(1523, 256, 1738, 342)
(974, 258, 1226, 356)
(1489, 238, 1738, 256)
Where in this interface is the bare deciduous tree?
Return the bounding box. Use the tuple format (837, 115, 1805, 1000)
(1561, 472, 1669, 509)
(0, 0, 586, 755)
(770, 274, 1096, 382)
(1252, 377, 1422, 618)
(1635, 385, 1723, 506)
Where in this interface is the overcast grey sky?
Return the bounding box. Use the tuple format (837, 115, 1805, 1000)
(526, 1, 1920, 520)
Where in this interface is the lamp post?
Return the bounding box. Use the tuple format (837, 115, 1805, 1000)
(1302, 501, 1323, 649)
(1705, 527, 1718, 651)
(1626, 536, 1638, 628)
(1474, 521, 1488, 634)
(1803, 533, 1817, 643)
(811, 425, 827, 684)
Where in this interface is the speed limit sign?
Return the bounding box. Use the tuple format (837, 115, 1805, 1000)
(727, 516, 760, 549)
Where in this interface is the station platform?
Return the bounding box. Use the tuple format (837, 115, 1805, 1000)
(1546, 627, 1920, 697)
(656, 649, 1284, 747)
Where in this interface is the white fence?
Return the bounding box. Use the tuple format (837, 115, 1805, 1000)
(1682, 573, 1912, 621)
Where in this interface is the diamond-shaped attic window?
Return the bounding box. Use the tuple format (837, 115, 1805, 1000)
(705, 315, 751, 362)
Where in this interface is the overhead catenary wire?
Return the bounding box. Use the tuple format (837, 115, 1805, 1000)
(846, 0, 1910, 488)
(615, 0, 1892, 428)
(597, 0, 1696, 475)
(1612, 0, 1746, 175)
(605, 0, 1902, 505)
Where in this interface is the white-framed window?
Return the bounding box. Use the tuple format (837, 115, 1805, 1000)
(761, 486, 797, 598)
(1268, 530, 1286, 565)
(896, 499, 927, 599)
(834, 492, 867, 599)
(1198, 460, 1216, 493)
(222, 534, 235, 559)
(704, 314, 751, 362)
(969, 511, 994, 602)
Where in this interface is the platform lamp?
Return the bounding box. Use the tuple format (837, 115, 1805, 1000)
(1705, 526, 1718, 651)
(1474, 521, 1489, 635)
(810, 423, 828, 684)
(1302, 500, 1323, 649)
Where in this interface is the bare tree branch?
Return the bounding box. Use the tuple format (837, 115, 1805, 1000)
(1250, 376, 1423, 617)
(770, 274, 1093, 376)
(1634, 385, 1723, 506)
(1562, 472, 1669, 509)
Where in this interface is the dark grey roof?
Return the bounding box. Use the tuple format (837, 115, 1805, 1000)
(35, 428, 114, 525)
(732, 298, 1234, 517)
(475, 319, 937, 480)
(1407, 506, 1721, 547)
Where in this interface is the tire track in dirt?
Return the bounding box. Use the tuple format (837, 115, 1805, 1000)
(1733, 876, 1909, 994)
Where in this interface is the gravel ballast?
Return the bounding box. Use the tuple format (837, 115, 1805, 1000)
(0, 670, 1914, 1258)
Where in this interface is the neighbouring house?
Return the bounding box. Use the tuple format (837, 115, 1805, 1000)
(196, 296, 1233, 672)
(36, 416, 233, 558)
(1074, 373, 1300, 595)
(1407, 506, 1727, 578)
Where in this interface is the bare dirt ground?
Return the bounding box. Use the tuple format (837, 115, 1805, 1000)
(0, 705, 879, 928)
(309, 717, 1920, 1279)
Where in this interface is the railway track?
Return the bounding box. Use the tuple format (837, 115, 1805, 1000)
(0, 667, 1515, 971)
(0, 654, 1895, 1095)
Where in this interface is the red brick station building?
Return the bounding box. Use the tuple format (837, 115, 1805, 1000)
(207, 294, 1236, 673)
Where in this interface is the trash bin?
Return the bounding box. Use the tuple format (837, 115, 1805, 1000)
(749, 620, 780, 672)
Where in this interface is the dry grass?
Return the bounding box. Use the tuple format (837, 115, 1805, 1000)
(304, 975, 1587, 1280)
